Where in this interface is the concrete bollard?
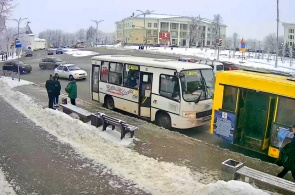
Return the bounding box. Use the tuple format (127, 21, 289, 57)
(220, 159, 244, 181)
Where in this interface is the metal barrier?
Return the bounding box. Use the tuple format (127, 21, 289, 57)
(221, 159, 295, 194)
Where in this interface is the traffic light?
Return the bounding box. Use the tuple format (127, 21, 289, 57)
(218, 39, 223, 47)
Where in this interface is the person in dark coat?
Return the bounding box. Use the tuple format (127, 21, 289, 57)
(5, 54, 7, 61)
(65, 77, 77, 105)
(45, 75, 55, 109)
(53, 76, 61, 107)
(276, 125, 295, 180)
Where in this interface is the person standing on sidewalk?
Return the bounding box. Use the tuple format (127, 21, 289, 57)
(53, 76, 61, 107)
(65, 77, 77, 105)
(45, 75, 55, 109)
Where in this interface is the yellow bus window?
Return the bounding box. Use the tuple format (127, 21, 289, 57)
(222, 86, 238, 112)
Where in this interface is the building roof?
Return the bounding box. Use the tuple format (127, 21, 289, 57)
(91, 55, 212, 72)
(120, 13, 226, 26)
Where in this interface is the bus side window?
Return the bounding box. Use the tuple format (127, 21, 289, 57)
(123, 64, 139, 89)
(109, 62, 123, 85)
(159, 75, 180, 101)
(101, 62, 108, 82)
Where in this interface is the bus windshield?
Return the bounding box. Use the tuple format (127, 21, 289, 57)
(180, 69, 214, 102)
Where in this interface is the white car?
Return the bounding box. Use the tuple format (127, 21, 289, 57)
(54, 64, 87, 80)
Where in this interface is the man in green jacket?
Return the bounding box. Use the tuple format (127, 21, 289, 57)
(65, 77, 77, 105)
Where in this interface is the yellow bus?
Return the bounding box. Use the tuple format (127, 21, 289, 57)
(210, 68, 295, 158)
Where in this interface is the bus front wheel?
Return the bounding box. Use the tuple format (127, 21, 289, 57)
(105, 96, 115, 110)
(156, 112, 171, 129)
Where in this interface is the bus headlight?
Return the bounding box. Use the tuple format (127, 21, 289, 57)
(183, 112, 195, 119)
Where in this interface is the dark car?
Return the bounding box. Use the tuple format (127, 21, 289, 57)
(2, 60, 32, 74)
(39, 57, 66, 69)
(47, 49, 54, 55)
(220, 61, 239, 70)
(56, 48, 64, 54)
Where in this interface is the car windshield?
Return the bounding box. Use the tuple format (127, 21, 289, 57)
(68, 65, 80, 71)
(16, 61, 25, 65)
(180, 69, 214, 102)
(53, 58, 63, 62)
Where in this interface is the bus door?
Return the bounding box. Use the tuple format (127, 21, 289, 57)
(91, 64, 100, 101)
(237, 90, 275, 152)
(139, 72, 153, 118)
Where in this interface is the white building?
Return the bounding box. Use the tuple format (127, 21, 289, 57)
(115, 13, 227, 47)
(282, 22, 295, 47)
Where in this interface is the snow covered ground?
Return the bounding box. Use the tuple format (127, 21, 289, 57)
(100, 44, 295, 74)
(0, 76, 278, 195)
(62, 48, 99, 57)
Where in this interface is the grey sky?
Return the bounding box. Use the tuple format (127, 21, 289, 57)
(7, 0, 295, 40)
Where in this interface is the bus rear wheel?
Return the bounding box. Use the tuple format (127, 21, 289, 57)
(156, 112, 171, 129)
(105, 96, 115, 110)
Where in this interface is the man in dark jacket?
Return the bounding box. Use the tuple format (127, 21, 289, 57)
(65, 77, 77, 105)
(45, 75, 55, 109)
(53, 76, 61, 107)
(277, 125, 295, 180)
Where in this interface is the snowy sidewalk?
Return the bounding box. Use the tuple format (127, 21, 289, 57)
(0, 77, 286, 194)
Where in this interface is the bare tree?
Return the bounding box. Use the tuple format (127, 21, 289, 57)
(225, 37, 232, 49)
(188, 16, 202, 48)
(264, 33, 277, 53)
(86, 26, 96, 44)
(212, 14, 223, 48)
(76, 28, 86, 43)
(0, 0, 16, 32)
(232, 32, 238, 49)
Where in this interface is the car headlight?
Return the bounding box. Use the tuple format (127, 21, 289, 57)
(183, 112, 195, 119)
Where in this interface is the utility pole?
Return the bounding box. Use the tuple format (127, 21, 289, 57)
(136, 9, 154, 50)
(275, 0, 279, 68)
(91, 20, 104, 46)
(10, 18, 27, 81)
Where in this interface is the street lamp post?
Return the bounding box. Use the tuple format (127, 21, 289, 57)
(136, 9, 154, 50)
(10, 18, 27, 81)
(275, 0, 279, 68)
(91, 20, 104, 46)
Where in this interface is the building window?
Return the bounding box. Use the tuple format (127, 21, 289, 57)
(109, 62, 123, 85)
(147, 30, 152, 35)
(154, 23, 158, 28)
(289, 29, 295, 33)
(289, 35, 294, 40)
(160, 22, 169, 29)
(148, 23, 152, 28)
(207, 41, 211, 45)
(171, 23, 177, 30)
(153, 30, 157, 36)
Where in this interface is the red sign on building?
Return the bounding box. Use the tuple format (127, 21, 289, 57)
(159, 32, 170, 40)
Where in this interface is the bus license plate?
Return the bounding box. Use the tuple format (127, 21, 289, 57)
(202, 116, 211, 121)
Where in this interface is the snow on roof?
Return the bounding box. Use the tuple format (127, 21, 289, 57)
(34, 38, 46, 42)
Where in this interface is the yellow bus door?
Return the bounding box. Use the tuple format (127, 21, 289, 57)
(261, 97, 276, 150)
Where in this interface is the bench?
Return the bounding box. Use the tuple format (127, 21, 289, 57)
(221, 159, 295, 194)
(60, 103, 92, 123)
(98, 113, 137, 140)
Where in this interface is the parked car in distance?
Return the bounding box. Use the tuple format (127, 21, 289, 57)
(220, 61, 239, 70)
(198, 59, 224, 74)
(178, 57, 197, 63)
(25, 49, 33, 57)
(47, 49, 54, 55)
(56, 48, 63, 54)
(2, 60, 32, 74)
(54, 64, 87, 80)
(39, 57, 66, 70)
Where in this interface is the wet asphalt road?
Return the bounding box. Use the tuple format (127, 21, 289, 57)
(0, 96, 149, 195)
